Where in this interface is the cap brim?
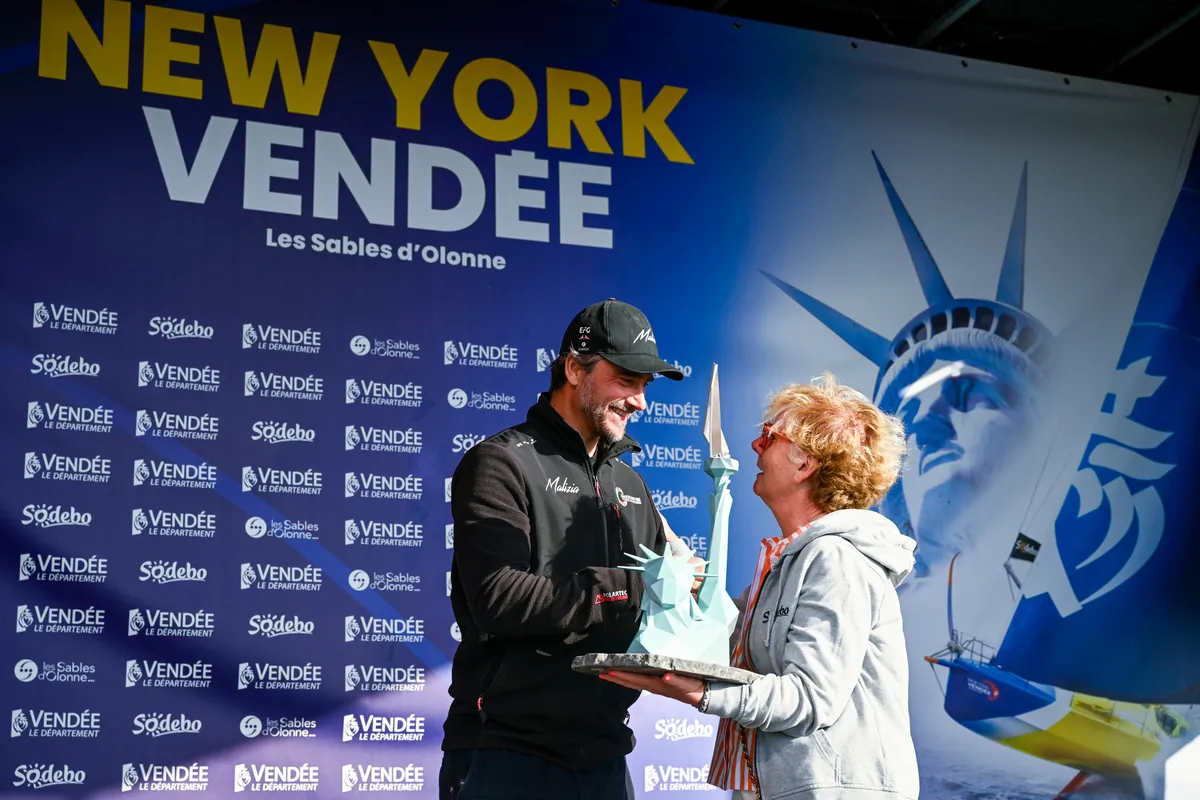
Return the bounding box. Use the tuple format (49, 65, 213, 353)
(602, 353, 685, 381)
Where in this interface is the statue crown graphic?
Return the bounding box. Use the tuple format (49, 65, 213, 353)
(760, 152, 1053, 411)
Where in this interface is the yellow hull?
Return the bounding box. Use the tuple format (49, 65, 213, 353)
(994, 695, 1162, 779)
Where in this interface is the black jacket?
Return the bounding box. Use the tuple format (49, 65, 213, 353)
(441, 395, 666, 770)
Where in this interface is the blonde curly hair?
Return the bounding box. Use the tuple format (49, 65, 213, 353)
(763, 372, 907, 513)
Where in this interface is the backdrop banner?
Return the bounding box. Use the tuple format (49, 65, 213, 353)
(2, 0, 1198, 797)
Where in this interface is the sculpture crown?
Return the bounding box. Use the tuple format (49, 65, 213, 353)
(638, 550, 696, 612)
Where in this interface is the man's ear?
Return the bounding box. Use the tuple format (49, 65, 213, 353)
(563, 355, 583, 387)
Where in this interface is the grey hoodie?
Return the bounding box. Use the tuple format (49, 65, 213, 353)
(705, 509, 920, 800)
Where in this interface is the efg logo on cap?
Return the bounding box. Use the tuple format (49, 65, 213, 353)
(559, 299, 684, 381)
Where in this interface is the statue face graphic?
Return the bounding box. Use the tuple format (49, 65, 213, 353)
(892, 361, 1037, 571)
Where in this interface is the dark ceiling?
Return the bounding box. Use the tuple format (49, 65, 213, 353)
(651, 0, 1200, 98)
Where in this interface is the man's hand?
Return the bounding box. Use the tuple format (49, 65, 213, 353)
(686, 556, 705, 594)
(660, 510, 706, 594)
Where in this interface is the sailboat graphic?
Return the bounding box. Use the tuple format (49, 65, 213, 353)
(927, 545, 1190, 796)
(764, 150, 1200, 796)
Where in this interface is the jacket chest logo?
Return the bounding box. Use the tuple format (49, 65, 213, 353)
(545, 476, 581, 494)
(615, 487, 642, 506)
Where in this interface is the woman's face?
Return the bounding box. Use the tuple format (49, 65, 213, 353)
(751, 420, 803, 506)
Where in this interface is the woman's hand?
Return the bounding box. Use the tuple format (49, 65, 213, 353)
(599, 670, 706, 707)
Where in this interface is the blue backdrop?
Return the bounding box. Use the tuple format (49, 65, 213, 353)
(2, 0, 1198, 797)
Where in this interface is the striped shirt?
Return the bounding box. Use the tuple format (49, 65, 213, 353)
(708, 524, 812, 793)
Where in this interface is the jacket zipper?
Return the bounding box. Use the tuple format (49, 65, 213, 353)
(593, 451, 634, 565)
(587, 461, 611, 565)
(476, 651, 506, 722)
(612, 502, 626, 561)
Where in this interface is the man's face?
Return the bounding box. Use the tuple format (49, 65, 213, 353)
(577, 359, 652, 445)
(894, 361, 1034, 567)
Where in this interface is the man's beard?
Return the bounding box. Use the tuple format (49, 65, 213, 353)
(579, 374, 632, 446)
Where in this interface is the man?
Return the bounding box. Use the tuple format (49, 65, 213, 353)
(440, 299, 686, 800)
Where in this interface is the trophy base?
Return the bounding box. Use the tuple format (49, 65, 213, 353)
(571, 653, 758, 685)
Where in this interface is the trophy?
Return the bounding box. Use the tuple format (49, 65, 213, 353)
(572, 364, 757, 684)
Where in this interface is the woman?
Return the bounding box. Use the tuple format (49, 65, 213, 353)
(602, 374, 920, 800)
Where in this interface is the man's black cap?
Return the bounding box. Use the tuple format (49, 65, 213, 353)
(559, 299, 685, 381)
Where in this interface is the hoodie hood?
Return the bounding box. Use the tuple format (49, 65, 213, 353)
(782, 508, 916, 587)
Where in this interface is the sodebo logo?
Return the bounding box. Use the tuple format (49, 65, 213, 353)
(248, 614, 315, 638)
(250, 420, 315, 444)
(654, 718, 715, 741)
(30, 353, 100, 378)
(651, 489, 698, 510)
(132, 712, 203, 737)
(12, 763, 86, 790)
(451, 433, 486, 453)
(148, 316, 213, 340)
(22, 504, 91, 529)
(138, 560, 208, 584)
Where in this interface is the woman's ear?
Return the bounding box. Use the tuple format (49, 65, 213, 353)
(793, 455, 820, 485)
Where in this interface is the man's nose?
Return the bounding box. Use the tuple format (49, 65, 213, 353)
(751, 436, 764, 455)
(627, 391, 648, 411)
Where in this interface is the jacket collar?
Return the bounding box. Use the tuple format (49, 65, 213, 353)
(528, 393, 641, 464)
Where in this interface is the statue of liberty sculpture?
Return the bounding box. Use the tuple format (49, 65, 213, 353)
(573, 365, 751, 682)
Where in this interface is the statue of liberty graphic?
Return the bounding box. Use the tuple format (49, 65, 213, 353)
(762, 152, 1052, 578)
(763, 151, 1199, 798)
